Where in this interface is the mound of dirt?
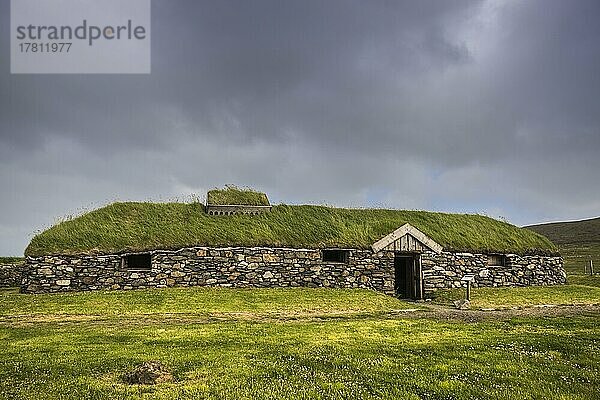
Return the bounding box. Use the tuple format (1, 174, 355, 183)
(124, 361, 174, 385)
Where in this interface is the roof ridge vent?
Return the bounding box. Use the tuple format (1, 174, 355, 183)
(206, 186, 271, 216)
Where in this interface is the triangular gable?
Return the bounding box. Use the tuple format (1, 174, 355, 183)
(371, 223, 443, 253)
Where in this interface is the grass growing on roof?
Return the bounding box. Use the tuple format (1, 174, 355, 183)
(25, 203, 556, 256)
(207, 186, 270, 206)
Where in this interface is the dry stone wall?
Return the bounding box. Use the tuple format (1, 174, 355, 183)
(422, 252, 565, 293)
(0, 263, 26, 288)
(21, 247, 396, 294)
(21, 247, 565, 295)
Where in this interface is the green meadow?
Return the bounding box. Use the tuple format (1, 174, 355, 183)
(559, 242, 600, 275)
(432, 284, 600, 309)
(1, 286, 599, 400)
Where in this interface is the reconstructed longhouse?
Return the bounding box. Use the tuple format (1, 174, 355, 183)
(22, 187, 566, 298)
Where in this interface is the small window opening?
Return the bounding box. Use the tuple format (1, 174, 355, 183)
(123, 253, 152, 270)
(487, 254, 505, 267)
(322, 249, 349, 263)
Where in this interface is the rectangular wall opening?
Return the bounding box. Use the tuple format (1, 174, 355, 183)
(123, 253, 152, 270)
(487, 254, 506, 267)
(322, 249, 349, 263)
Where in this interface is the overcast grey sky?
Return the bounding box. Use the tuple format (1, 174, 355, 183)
(1, 0, 599, 256)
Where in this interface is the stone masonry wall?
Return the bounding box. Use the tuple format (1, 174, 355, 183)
(422, 252, 565, 293)
(21, 247, 395, 294)
(21, 247, 565, 295)
(0, 263, 26, 288)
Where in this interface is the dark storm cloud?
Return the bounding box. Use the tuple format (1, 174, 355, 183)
(1, 0, 599, 255)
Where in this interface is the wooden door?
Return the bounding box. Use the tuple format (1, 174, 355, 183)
(395, 254, 422, 300)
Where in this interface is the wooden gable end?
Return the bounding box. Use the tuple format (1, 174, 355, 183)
(379, 233, 427, 252)
(371, 223, 443, 254)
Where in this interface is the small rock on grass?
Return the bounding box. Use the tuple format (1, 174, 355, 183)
(453, 299, 471, 310)
(124, 361, 174, 385)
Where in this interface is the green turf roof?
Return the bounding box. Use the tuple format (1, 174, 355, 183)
(207, 187, 270, 206)
(24, 202, 557, 257)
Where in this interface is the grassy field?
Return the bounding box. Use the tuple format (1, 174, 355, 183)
(25, 202, 555, 257)
(568, 275, 600, 287)
(558, 242, 600, 275)
(432, 284, 600, 309)
(0, 287, 418, 319)
(1, 287, 599, 399)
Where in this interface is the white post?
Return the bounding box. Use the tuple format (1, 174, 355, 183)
(466, 281, 471, 301)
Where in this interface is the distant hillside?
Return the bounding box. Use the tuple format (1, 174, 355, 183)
(526, 217, 600, 275)
(0, 257, 24, 264)
(526, 217, 600, 245)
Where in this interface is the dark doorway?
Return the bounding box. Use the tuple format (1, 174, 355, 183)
(394, 254, 422, 300)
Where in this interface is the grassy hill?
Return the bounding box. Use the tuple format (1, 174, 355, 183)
(526, 217, 600, 274)
(25, 202, 556, 256)
(0, 257, 24, 264)
(526, 217, 600, 244)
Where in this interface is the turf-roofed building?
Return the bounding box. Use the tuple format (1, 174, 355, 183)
(22, 188, 566, 297)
